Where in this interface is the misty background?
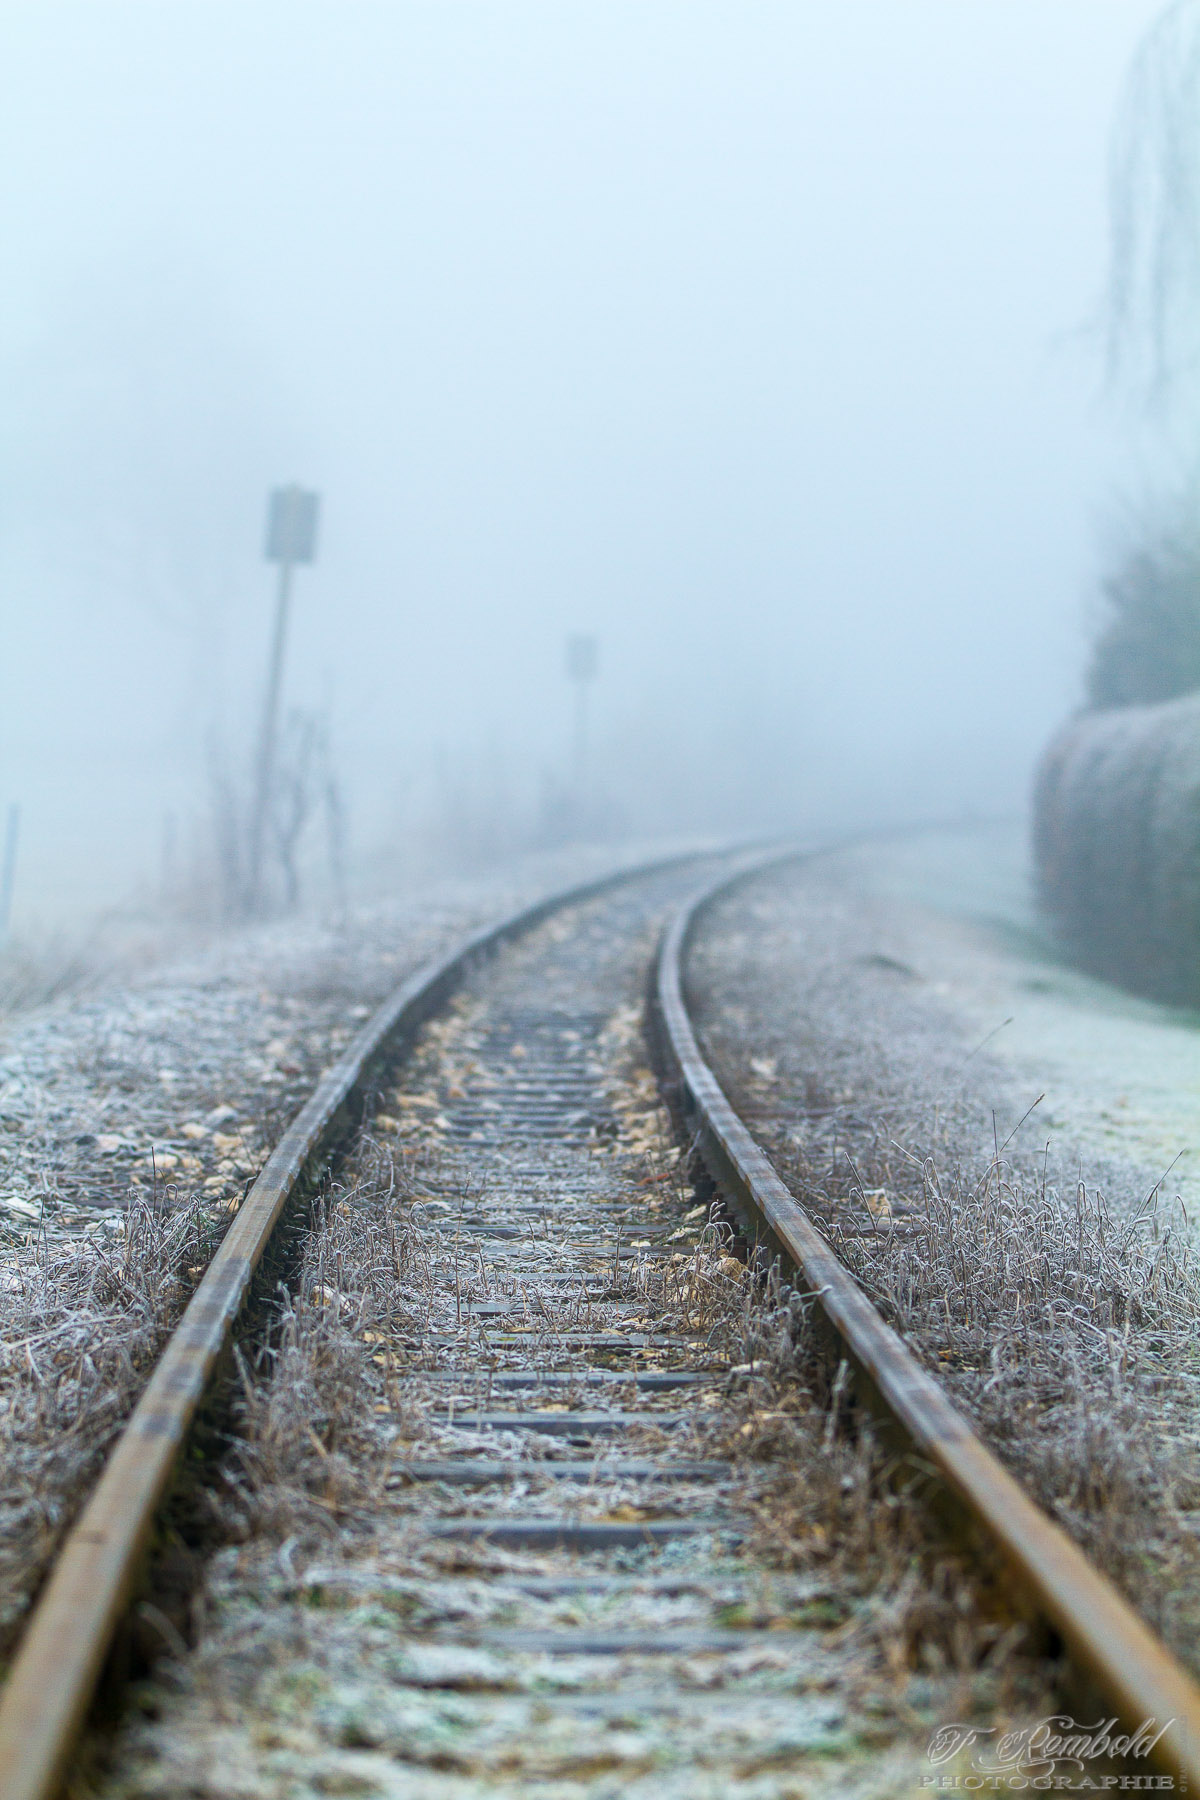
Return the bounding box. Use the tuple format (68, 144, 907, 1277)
(0, 1, 1171, 926)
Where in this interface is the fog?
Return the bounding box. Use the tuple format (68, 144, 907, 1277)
(0, 2, 1167, 925)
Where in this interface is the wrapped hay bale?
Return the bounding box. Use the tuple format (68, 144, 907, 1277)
(1033, 692, 1200, 1003)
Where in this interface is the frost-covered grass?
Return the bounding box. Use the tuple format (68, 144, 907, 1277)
(815, 1146, 1200, 1634)
(0, 1192, 220, 1655)
(0, 935, 111, 1017)
(689, 851, 1200, 1667)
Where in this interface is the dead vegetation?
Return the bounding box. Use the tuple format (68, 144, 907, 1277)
(685, 1253, 1032, 1686)
(0, 933, 123, 1018)
(773, 1129, 1200, 1655)
(159, 1172, 1045, 1800)
(195, 1038, 1029, 1698)
(179, 1153, 1040, 1730)
(604, 985, 1034, 1680)
(0, 1192, 220, 1656)
(213, 1139, 429, 1551)
(687, 862, 1200, 1671)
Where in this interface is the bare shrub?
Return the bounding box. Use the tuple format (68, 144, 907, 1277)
(270, 709, 344, 915)
(0, 935, 116, 1016)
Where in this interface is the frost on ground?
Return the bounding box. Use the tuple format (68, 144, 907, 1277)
(779, 821, 1200, 1210)
(686, 823, 1200, 1665)
(76, 885, 1054, 1800)
(0, 856, 614, 1232)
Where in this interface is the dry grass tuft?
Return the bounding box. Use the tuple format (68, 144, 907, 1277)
(0, 1193, 218, 1652)
(0, 937, 114, 1018)
(690, 1261, 1027, 1682)
(776, 1133, 1200, 1650)
(215, 1137, 429, 1550)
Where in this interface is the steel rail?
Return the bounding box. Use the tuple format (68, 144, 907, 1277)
(655, 853, 1200, 1789)
(0, 847, 712, 1800)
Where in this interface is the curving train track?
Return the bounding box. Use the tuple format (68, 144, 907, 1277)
(0, 845, 1198, 1796)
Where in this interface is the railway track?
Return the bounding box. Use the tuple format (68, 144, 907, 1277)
(1, 847, 1199, 1795)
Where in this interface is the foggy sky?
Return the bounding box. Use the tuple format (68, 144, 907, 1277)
(0, 1, 1169, 921)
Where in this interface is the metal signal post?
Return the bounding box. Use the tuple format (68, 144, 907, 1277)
(566, 632, 598, 802)
(245, 485, 319, 916)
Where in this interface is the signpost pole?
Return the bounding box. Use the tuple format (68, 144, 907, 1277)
(245, 485, 319, 917)
(245, 558, 294, 915)
(565, 633, 598, 811)
(573, 664, 588, 792)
